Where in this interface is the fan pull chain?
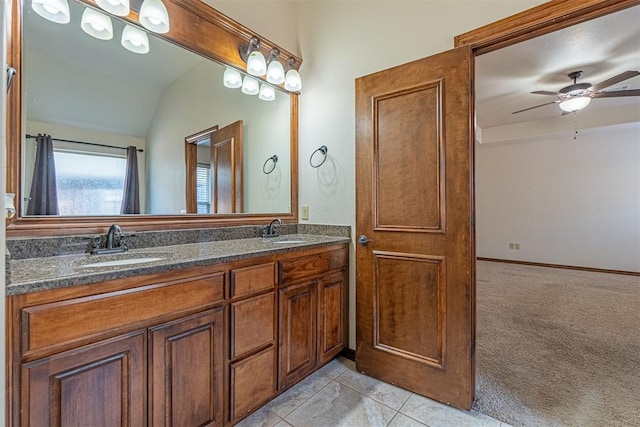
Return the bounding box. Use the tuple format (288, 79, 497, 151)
(573, 112, 578, 140)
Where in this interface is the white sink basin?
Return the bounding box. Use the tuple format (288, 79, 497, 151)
(81, 257, 165, 268)
(272, 240, 305, 244)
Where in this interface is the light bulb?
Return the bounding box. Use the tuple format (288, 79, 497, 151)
(266, 60, 285, 85)
(247, 50, 267, 76)
(559, 96, 591, 113)
(241, 76, 259, 95)
(81, 8, 113, 40)
(284, 68, 302, 92)
(139, 0, 170, 34)
(121, 25, 150, 54)
(259, 84, 276, 101)
(96, 0, 129, 16)
(31, 0, 70, 24)
(223, 68, 242, 89)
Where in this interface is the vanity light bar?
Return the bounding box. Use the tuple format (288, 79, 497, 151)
(31, 0, 173, 54)
(240, 37, 302, 94)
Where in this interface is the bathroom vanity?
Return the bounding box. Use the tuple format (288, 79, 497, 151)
(6, 234, 349, 426)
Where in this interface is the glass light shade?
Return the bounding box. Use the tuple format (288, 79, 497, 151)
(247, 50, 267, 76)
(258, 84, 276, 101)
(31, 0, 70, 24)
(81, 8, 113, 40)
(241, 76, 259, 95)
(96, 0, 129, 16)
(139, 0, 170, 34)
(284, 68, 302, 92)
(121, 25, 149, 54)
(266, 60, 285, 85)
(559, 96, 591, 112)
(223, 68, 242, 89)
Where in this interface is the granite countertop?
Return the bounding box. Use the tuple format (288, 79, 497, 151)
(7, 234, 350, 296)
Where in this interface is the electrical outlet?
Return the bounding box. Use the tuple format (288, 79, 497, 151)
(509, 243, 514, 249)
(514, 243, 520, 250)
(301, 205, 309, 220)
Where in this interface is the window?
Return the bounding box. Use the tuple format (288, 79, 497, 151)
(54, 150, 127, 216)
(196, 163, 212, 214)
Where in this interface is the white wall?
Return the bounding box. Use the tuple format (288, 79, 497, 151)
(206, 1, 299, 57)
(476, 122, 640, 272)
(146, 60, 290, 214)
(23, 120, 147, 215)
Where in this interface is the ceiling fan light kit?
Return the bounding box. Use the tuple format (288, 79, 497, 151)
(559, 96, 591, 113)
(512, 70, 640, 115)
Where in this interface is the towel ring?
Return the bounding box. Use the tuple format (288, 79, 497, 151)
(263, 154, 278, 174)
(310, 145, 328, 168)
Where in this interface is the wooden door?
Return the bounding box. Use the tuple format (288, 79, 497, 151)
(149, 308, 224, 427)
(318, 270, 348, 365)
(355, 46, 475, 410)
(22, 331, 146, 426)
(211, 120, 243, 213)
(278, 279, 318, 389)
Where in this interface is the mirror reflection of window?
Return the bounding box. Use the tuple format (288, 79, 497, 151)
(54, 151, 127, 215)
(196, 163, 212, 214)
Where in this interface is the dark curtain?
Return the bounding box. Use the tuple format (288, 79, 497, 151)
(121, 146, 140, 214)
(27, 134, 59, 215)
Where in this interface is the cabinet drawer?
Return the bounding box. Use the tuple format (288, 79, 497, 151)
(229, 346, 277, 422)
(22, 273, 224, 357)
(230, 292, 275, 360)
(230, 262, 275, 298)
(279, 249, 347, 284)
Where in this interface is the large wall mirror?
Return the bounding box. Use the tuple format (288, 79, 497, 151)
(6, 0, 299, 236)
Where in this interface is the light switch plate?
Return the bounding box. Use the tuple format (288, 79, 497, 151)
(301, 205, 309, 220)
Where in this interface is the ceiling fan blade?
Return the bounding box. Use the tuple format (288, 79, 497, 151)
(531, 90, 559, 96)
(512, 101, 559, 114)
(594, 89, 640, 98)
(591, 71, 640, 92)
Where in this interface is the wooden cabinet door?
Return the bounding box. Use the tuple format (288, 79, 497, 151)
(230, 291, 276, 360)
(229, 346, 277, 422)
(22, 331, 146, 427)
(149, 308, 224, 427)
(318, 271, 347, 365)
(279, 280, 317, 389)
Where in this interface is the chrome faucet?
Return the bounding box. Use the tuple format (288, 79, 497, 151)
(106, 224, 122, 249)
(90, 224, 129, 254)
(263, 218, 283, 238)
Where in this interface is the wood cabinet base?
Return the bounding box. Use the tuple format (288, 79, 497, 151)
(8, 243, 348, 426)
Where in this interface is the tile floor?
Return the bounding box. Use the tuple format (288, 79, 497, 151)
(236, 357, 510, 427)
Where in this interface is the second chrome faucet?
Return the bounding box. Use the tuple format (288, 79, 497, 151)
(263, 218, 283, 238)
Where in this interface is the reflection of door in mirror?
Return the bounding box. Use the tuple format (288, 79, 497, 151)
(186, 121, 243, 214)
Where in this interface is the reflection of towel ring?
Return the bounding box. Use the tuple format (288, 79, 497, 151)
(310, 145, 328, 168)
(263, 154, 278, 174)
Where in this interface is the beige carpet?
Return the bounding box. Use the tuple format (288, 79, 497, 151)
(473, 260, 640, 427)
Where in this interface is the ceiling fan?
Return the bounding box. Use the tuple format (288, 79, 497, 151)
(512, 70, 640, 115)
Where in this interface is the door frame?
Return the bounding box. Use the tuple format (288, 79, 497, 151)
(455, 0, 639, 53)
(454, 0, 638, 405)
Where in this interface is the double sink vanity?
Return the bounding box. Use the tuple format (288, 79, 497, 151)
(6, 225, 350, 425)
(3, 0, 344, 423)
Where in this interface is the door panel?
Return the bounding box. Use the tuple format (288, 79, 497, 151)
(374, 252, 445, 366)
(375, 82, 445, 231)
(356, 46, 475, 410)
